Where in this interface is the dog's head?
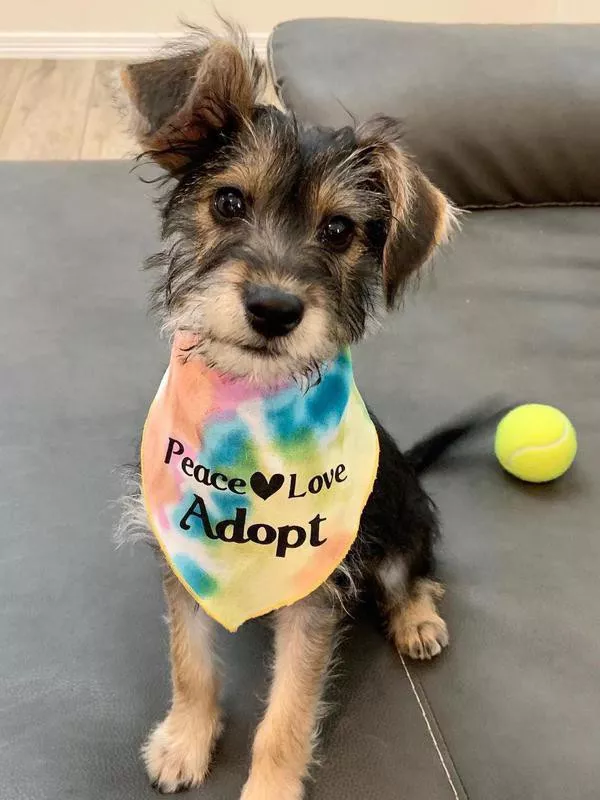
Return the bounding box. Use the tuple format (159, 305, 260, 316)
(123, 27, 453, 384)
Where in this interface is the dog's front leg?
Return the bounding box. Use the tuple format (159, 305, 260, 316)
(241, 591, 340, 800)
(142, 571, 222, 793)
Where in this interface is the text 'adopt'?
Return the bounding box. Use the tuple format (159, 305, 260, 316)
(166, 437, 349, 558)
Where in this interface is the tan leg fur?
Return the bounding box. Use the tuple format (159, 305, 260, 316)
(240, 593, 340, 800)
(390, 578, 449, 661)
(142, 572, 222, 793)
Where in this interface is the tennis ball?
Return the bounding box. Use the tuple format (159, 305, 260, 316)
(495, 404, 577, 483)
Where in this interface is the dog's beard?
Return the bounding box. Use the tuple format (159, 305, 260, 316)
(162, 285, 339, 387)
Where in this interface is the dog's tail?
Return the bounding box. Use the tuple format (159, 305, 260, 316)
(406, 402, 512, 474)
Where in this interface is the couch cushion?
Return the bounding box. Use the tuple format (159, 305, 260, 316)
(269, 19, 600, 208)
(1, 161, 599, 800)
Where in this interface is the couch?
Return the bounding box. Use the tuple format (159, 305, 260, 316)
(1, 19, 599, 800)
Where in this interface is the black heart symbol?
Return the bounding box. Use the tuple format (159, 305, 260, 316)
(250, 471, 285, 501)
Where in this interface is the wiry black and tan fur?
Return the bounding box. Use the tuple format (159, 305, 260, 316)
(118, 24, 456, 800)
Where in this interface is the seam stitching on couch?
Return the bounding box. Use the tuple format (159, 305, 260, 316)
(464, 201, 600, 211)
(400, 655, 469, 800)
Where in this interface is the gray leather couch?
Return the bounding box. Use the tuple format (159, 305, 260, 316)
(2, 20, 599, 800)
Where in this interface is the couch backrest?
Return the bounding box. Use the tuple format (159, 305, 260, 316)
(269, 19, 600, 208)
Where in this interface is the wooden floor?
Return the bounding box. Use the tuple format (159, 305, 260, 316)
(0, 60, 134, 160)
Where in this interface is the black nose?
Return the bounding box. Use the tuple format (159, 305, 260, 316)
(244, 285, 304, 338)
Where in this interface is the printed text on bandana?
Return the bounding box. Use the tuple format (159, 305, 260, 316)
(166, 437, 348, 558)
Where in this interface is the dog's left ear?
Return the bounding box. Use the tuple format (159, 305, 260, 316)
(358, 116, 454, 308)
(119, 27, 266, 172)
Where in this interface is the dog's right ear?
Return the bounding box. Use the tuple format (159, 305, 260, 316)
(357, 116, 455, 308)
(120, 28, 266, 172)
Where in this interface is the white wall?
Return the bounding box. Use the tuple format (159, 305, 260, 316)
(3, 0, 600, 34)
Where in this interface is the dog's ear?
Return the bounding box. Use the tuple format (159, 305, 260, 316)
(358, 116, 454, 308)
(120, 28, 266, 172)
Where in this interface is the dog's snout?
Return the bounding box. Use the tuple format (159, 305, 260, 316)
(244, 285, 304, 338)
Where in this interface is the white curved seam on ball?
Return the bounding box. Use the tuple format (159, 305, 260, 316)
(505, 422, 571, 467)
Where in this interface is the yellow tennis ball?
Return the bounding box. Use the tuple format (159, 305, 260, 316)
(495, 404, 577, 483)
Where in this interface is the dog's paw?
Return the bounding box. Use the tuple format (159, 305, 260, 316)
(142, 708, 222, 793)
(240, 771, 304, 800)
(396, 615, 449, 661)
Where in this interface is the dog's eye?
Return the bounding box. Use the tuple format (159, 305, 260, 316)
(320, 216, 355, 251)
(213, 187, 246, 220)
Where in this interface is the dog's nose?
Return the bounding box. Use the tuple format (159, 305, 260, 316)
(244, 285, 304, 338)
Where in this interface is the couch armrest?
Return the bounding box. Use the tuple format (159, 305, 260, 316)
(269, 19, 600, 207)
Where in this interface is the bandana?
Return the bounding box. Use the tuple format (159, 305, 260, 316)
(141, 332, 379, 631)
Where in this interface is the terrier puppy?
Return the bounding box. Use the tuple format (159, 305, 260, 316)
(119, 25, 454, 800)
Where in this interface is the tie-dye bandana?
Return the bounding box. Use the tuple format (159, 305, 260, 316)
(141, 332, 379, 631)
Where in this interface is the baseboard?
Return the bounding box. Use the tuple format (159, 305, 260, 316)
(0, 31, 270, 59)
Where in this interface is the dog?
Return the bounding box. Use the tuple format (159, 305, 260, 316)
(118, 24, 461, 800)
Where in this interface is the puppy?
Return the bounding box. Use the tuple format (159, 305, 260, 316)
(118, 25, 455, 800)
